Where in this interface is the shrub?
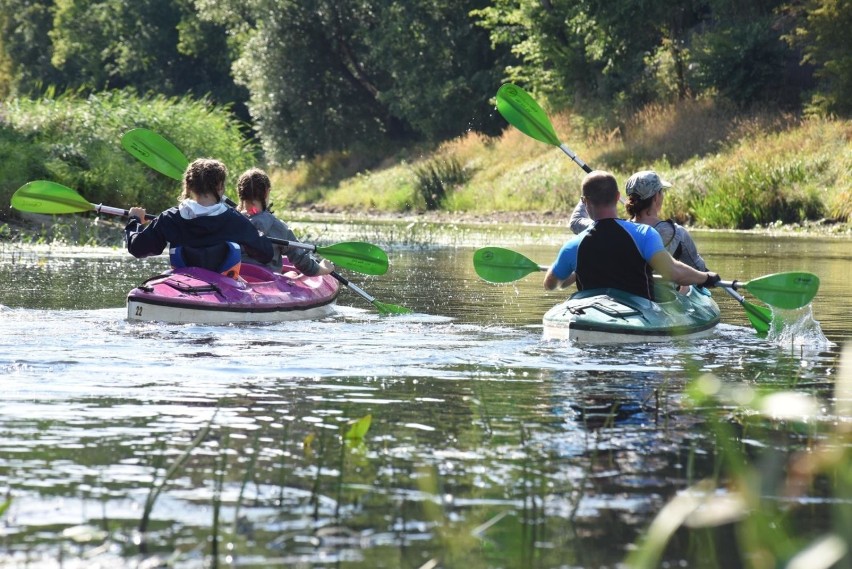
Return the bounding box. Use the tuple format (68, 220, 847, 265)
(690, 160, 825, 228)
(1, 90, 254, 219)
(413, 156, 471, 211)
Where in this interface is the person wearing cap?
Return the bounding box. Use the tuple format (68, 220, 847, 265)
(625, 170, 707, 271)
(544, 170, 721, 300)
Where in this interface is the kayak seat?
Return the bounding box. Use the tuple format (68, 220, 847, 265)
(170, 241, 242, 279)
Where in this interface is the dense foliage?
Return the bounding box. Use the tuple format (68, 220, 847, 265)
(0, 91, 255, 216)
(2, 0, 850, 164)
(0, 0, 849, 227)
(193, 0, 509, 165)
(0, 0, 247, 118)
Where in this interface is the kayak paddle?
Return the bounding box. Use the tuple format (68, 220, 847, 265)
(496, 83, 592, 174)
(330, 271, 411, 315)
(10, 181, 388, 276)
(719, 273, 819, 310)
(718, 286, 772, 335)
(270, 239, 388, 276)
(473, 247, 547, 283)
(11, 180, 156, 221)
(121, 128, 188, 181)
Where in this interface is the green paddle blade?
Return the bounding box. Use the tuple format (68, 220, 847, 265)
(473, 247, 545, 283)
(744, 272, 820, 310)
(11, 181, 95, 215)
(496, 83, 561, 147)
(372, 299, 413, 315)
(318, 241, 389, 276)
(121, 128, 189, 181)
(742, 300, 772, 335)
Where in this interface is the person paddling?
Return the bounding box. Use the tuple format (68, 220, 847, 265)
(568, 170, 708, 271)
(125, 158, 273, 271)
(236, 167, 334, 276)
(544, 170, 720, 299)
(624, 170, 707, 271)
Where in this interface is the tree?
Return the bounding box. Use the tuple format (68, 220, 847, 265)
(473, 0, 816, 112)
(472, 0, 708, 107)
(784, 0, 852, 116)
(0, 0, 65, 96)
(0, 0, 247, 117)
(198, 0, 507, 164)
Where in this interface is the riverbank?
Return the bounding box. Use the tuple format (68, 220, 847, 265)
(285, 206, 852, 237)
(275, 106, 850, 232)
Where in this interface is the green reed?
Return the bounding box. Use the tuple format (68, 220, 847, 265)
(1, 90, 254, 220)
(139, 412, 217, 536)
(690, 159, 825, 229)
(626, 345, 852, 568)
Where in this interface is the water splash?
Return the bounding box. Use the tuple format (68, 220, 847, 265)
(767, 304, 833, 351)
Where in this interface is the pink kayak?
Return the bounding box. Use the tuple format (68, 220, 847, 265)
(126, 261, 340, 324)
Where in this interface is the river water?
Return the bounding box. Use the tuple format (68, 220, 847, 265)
(0, 219, 850, 568)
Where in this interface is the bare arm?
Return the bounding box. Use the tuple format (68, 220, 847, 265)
(649, 250, 717, 286)
(544, 268, 577, 291)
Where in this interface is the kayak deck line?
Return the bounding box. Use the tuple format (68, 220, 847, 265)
(543, 284, 721, 344)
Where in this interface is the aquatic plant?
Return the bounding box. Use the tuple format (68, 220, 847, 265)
(625, 345, 852, 568)
(139, 411, 217, 536)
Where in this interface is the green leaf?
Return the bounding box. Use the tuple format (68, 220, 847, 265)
(344, 414, 372, 441)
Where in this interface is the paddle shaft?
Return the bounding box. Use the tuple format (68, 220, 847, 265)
(719, 283, 747, 303)
(719, 284, 772, 332)
(268, 237, 317, 253)
(103, 204, 155, 221)
(558, 144, 592, 173)
(331, 271, 376, 303)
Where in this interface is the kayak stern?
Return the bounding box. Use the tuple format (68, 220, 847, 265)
(543, 285, 721, 344)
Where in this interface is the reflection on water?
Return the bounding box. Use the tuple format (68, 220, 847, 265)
(0, 228, 849, 567)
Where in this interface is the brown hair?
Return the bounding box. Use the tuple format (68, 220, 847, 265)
(581, 170, 619, 206)
(182, 158, 227, 200)
(237, 168, 272, 212)
(625, 194, 655, 217)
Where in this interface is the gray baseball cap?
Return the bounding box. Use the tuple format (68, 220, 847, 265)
(625, 170, 672, 200)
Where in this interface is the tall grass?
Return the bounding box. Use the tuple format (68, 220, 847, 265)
(413, 156, 471, 210)
(279, 98, 850, 230)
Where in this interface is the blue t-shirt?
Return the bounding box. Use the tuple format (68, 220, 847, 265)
(550, 218, 664, 300)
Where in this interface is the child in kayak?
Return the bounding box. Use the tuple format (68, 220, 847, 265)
(125, 158, 273, 269)
(236, 167, 335, 276)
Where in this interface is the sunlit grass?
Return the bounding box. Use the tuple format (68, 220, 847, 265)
(1, 90, 255, 219)
(273, 99, 850, 231)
